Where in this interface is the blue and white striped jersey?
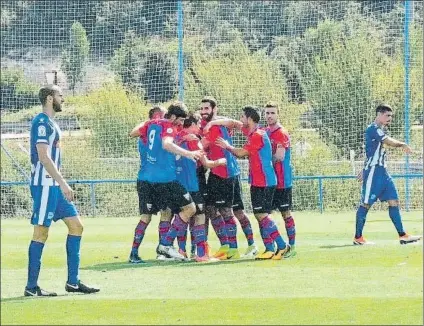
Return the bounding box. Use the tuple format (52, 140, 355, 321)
(30, 113, 62, 186)
(364, 122, 388, 170)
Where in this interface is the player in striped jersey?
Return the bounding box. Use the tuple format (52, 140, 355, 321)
(354, 104, 421, 245)
(264, 102, 296, 258)
(200, 97, 258, 260)
(214, 106, 291, 260)
(25, 85, 99, 297)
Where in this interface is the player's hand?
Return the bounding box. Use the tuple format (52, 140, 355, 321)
(187, 150, 203, 161)
(356, 170, 363, 183)
(215, 137, 229, 149)
(401, 143, 413, 154)
(60, 182, 74, 202)
(203, 122, 214, 133)
(215, 158, 227, 166)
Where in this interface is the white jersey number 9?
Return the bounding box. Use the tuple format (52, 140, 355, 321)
(148, 129, 156, 150)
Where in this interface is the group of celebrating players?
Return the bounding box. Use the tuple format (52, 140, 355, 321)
(24, 86, 421, 297)
(127, 97, 297, 263)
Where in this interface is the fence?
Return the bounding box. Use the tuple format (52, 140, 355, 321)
(1, 1, 423, 217)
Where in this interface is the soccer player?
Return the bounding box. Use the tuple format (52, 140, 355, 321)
(139, 101, 203, 260)
(264, 102, 296, 257)
(175, 112, 227, 261)
(200, 97, 257, 260)
(214, 106, 292, 260)
(128, 105, 167, 263)
(25, 85, 99, 297)
(201, 99, 258, 258)
(354, 104, 422, 245)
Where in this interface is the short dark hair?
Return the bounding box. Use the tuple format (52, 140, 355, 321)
(148, 105, 165, 119)
(201, 96, 217, 109)
(243, 106, 261, 123)
(38, 85, 59, 105)
(264, 101, 279, 112)
(376, 104, 393, 115)
(167, 101, 188, 119)
(183, 112, 201, 128)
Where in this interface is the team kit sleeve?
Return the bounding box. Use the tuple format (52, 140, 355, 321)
(34, 120, 52, 145)
(279, 130, 291, 148)
(160, 121, 177, 139)
(371, 125, 388, 143)
(138, 121, 150, 138)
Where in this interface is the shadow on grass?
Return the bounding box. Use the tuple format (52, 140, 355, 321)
(82, 257, 267, 272)
(319, 244, 355, 249)
(1, 294, 69, 303)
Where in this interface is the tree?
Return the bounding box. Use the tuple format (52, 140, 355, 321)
(61, 22, 90, 94)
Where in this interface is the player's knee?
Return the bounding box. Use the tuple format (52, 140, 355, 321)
(233, 209, 243, 219)
(282, 211, 292, 219)
(65, 218, 84, 236)
(186, 203, 197, 217)
(160, 208, 172, 221)
(205, 205, 216, 218)
(218, 207, 233, 217)
(71, 223, 84, 236)
(180, 203, 196, 220)
(32, 226, 49, 243)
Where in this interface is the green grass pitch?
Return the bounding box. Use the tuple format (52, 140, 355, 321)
(1, 211, 423, 325)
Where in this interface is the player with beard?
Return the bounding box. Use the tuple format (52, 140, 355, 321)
(25, 85, 99, 297)
(200, 97, 258, 259)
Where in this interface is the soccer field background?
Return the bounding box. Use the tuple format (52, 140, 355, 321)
(1, 211, 422, 325)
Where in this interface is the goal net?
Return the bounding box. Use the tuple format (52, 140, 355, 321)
(1, 0, 422, 217)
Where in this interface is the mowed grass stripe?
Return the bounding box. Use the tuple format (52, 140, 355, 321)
(1, 212, 422, 325)
(1, 298, 422, 325)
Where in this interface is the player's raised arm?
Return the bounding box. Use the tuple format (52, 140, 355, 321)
(129, 121, 145, 138)
(383, 137, 412, 154)
(203, 118, 243, 133)
(215, 137, 249, 158)
(200, 155, 227, 168)
(162, 136, 203, 161)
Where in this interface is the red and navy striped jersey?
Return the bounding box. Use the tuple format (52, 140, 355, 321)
(266, 125, 293, 189)
(204, 125, 240, 179)
(243, 128, 277, 187)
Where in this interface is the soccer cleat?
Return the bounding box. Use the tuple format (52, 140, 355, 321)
(156, 254, 176, 261)
(24, 286, 57, 297)
(272, 245, 292, 260)
(65, 281, 100, 294)
(353, 236, 374, 245)
(399, 234, 422, 245)
(285, 245, 297, 258)
(178, 249, 188, 259)
(226, 248, 240, 260)
(241, 244, 259, 259)
(128, 252, 145, 264)
(255, 250, 275, 260)
(157, 244, 187, 261)
(212, 244, 230, 260)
